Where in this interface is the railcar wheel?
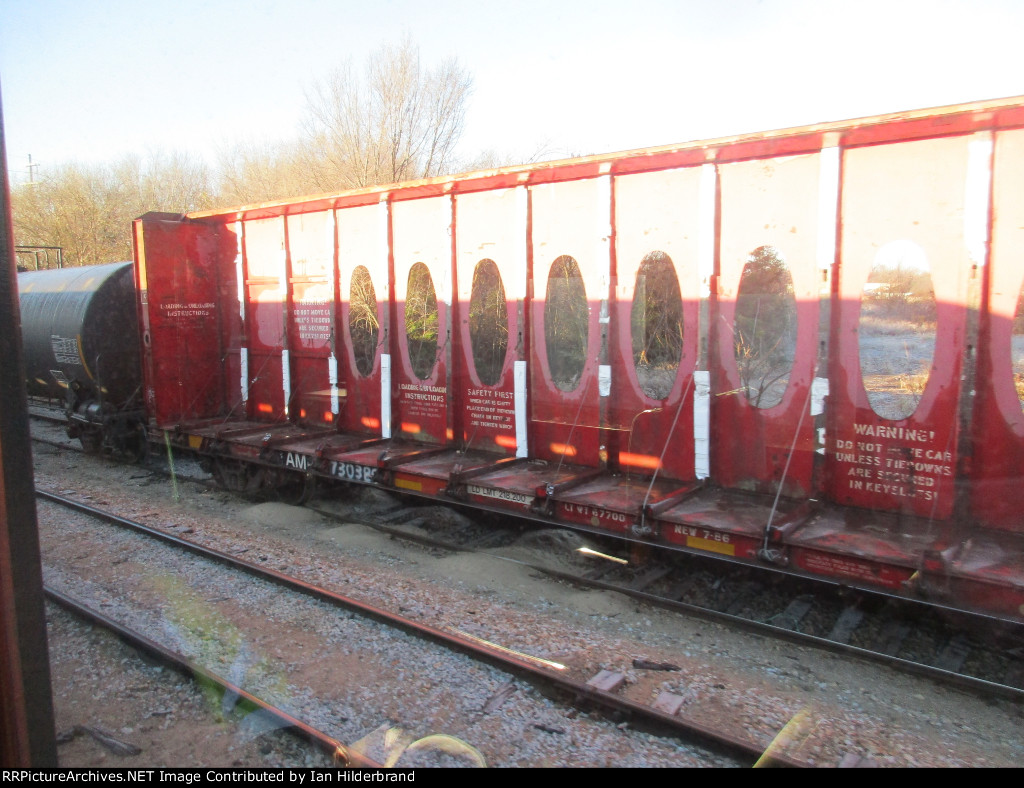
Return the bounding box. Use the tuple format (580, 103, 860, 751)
(79, 430, 102, 454)
(116, 423, 149, 464)
(211, 458, 264, 497)
(273, 473, 316, 506)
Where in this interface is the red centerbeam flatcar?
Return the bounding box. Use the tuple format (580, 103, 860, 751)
(133, 96, 1024, 622)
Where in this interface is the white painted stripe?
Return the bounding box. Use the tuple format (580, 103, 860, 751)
(329, 353, 339, 414)
(693, 370, 710, 479)
(696, 165, 715, 476)
(281, 223, 290, 418)
(235, 221, 245, 322)
(378, 199, 392, 439)
(240, 347, 249, 404)
(514, 360, 528, 458)
(380, 353, 392, 439)
(281, 349, 290, 418)
(598, 364, 611, 397)
(811, 376, 829, 416)
(966, 133, 993, 267)
(811, 377, 830, 453)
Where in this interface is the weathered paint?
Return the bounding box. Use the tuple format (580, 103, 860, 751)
(134, 95, 1024, 622)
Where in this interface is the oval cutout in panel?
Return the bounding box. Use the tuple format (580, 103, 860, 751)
(405, 262, 439, 381)
(733, 246, 797, 409)
(859, 240, 936, 421)
(349, 265, 379, 378)
(468, 259, 509, 387)
(544, 255, 589, 392)
(631, 251, 683, 400)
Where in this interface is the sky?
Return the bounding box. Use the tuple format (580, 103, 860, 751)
(1, 0, 1023, 187)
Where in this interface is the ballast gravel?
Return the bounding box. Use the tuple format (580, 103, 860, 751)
(28, 432, 1024, 768)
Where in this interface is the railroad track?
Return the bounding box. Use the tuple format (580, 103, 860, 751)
(37, 488, 790, 768)
(27, 401, 69, 424)
(45, 587, 378, 767)
(31, 427, 1024, 765)
(332, 499, 1024, 703)
(32, 420, 1024, 705)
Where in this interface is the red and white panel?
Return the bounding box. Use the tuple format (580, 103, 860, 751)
(712, 151, 825, 497)
(971, 128, 1024, 533)
(454, 187, 527, 455)
(391, 195, 453, 445)
(529, 176, 610, 465)
(337, 201, 389, 437)
(827, 135, 975, 519)
(285, 210, 336, 427)
(241, 217, 287, 421)
(612, 166, 703, 482)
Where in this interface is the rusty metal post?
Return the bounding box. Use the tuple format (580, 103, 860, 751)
(0, 80, 57, 766)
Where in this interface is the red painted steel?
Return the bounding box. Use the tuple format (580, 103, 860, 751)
(134, 215, 230, 427)
(336, 203, 387, 438)
(242, 217, 288, 422)
(657, 490, 811, 561)
(552, 475, 692, 535)
(786, 508, 945, 590)
(391, 196, 452, 446)
(608, 168, 701, 484)
(133, 96, 1024, 623)
(710, 152, 822, 498)
(941, 531, 1024, 619)
(528, 179, 605, 468)
(285, 211, 336, 428)
(451, 188, 525, 457)
(825, 136, 970, 520)
(969, 127, 1024, 533)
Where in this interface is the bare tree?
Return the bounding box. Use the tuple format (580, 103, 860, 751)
(11, 152, 213, 266)
(302, 37, 473, 190)
(10, 37, 473, 261)
(544, 256, 590, 392)
(733, 246, 797, 408)
(463, 141, 557, 172)
(130, 150, 213, 212)
(348, 265, 380, 377)
(215, 138, 317, 205)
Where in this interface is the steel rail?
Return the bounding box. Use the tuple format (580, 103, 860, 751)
(31, 432, 1024, 703)
(31, 424, 1024, 630)
(306, 506, 1024, 704)
(546, 563, 1024, 702)
(37, 489, 806, 768)
(44, 586, 381, 768)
